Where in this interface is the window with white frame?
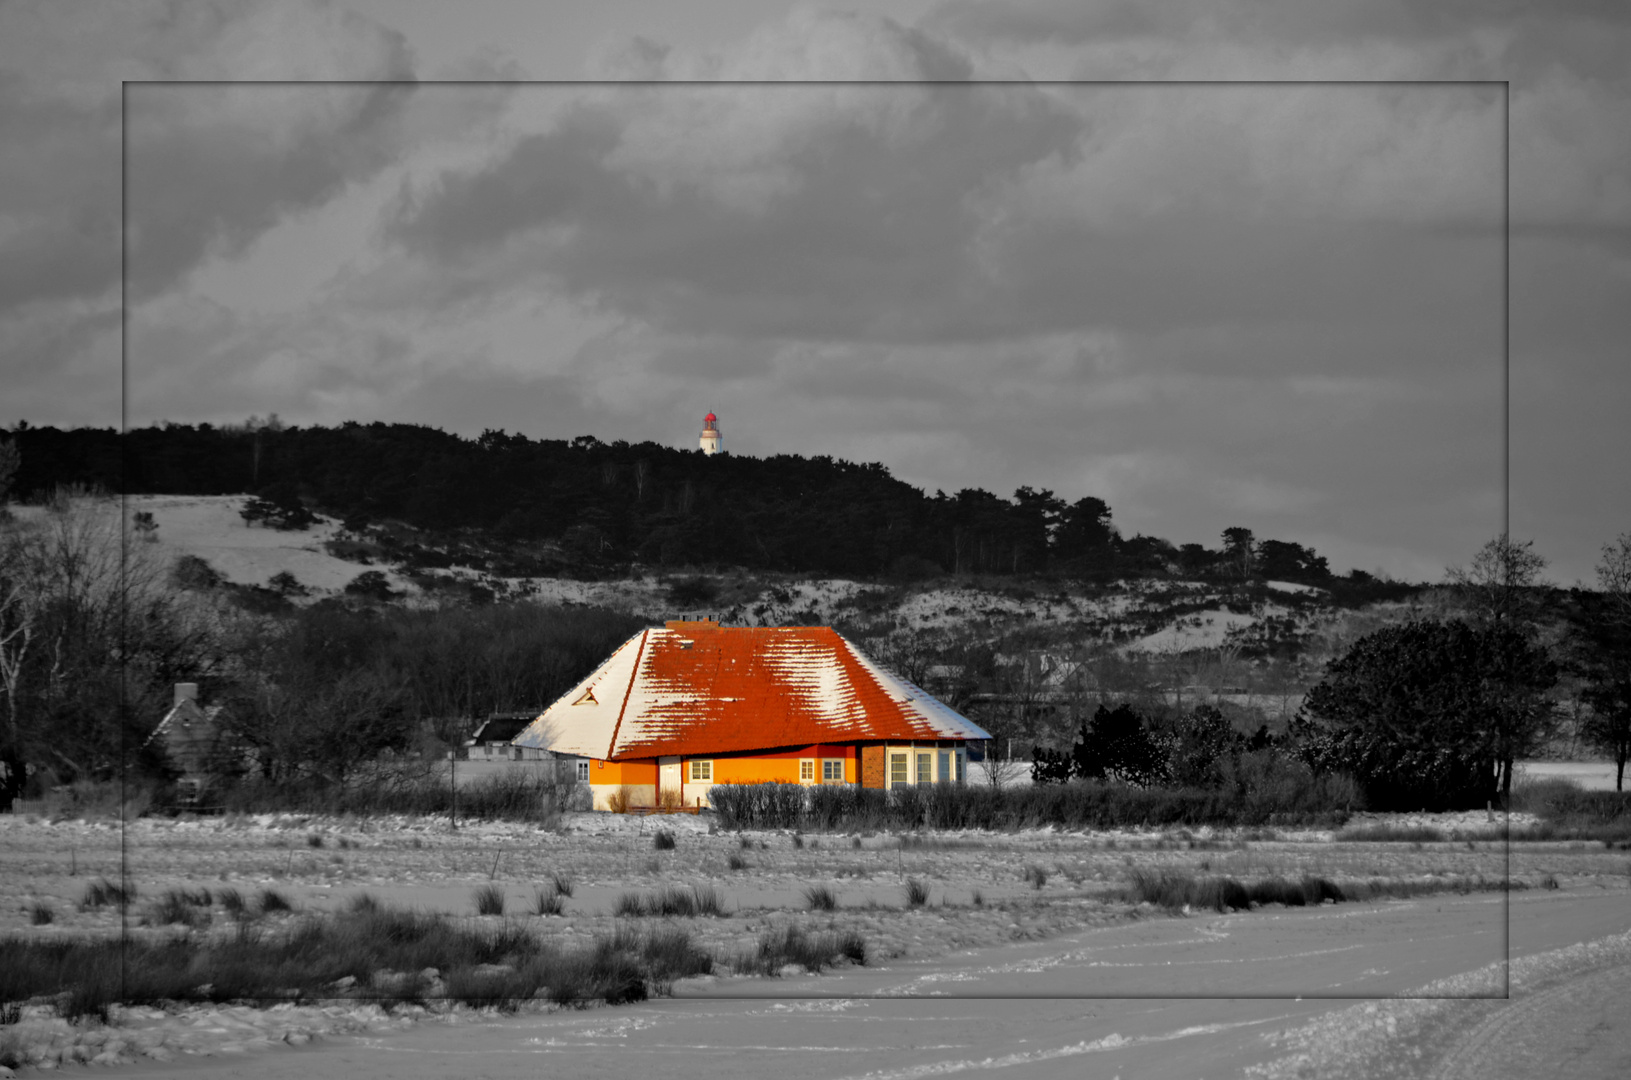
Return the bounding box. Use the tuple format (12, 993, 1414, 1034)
(690, 759, 712, 782)
(800, 759, 815, 783)
(822, 759, 843, 783)
(938, 750, 951, 785)
(889, 753, 908, 787)
(916, 751, 932, 785)
(576, 760, 590, 783)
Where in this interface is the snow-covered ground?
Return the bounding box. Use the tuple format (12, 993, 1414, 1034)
(19, 888, 1627, 1080)
(4, 806, 1619, 1072)
(14, 496, 1343, 652)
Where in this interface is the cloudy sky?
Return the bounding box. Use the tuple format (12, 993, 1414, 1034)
(3, 1, 1627, 585)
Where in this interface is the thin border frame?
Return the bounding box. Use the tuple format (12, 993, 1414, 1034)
(118, 76, 1513, 1004)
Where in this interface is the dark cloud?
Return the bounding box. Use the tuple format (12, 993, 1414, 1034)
(128, 82, 417, 300)
(925, 0, 1631, 48)
(386, 82, 1083, 342)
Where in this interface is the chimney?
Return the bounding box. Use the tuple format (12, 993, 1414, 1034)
(174, 683, 199, 707)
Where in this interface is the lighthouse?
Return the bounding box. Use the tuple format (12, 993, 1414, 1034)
(699, 411, 722, 455)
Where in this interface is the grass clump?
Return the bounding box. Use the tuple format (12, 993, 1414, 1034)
(78, 878, 135, 912)
(738, 924, 866, 975)
(615, 885, 724, 918)
(142, 888, 213, 929)
(533, 887, 565, 916)
(549, 871, 575, 897)
(29, 903, 53, 926)
(473, 884, 506, 916)
(0, 897, 733, 1017)
(727, 852, 749, 871)
(902, 878, 929, 908)
(257, 887, 294, 915)
(218, 887, 246, 917)
(1023, 864, 1048, 890)
(803, 884, 837, 911)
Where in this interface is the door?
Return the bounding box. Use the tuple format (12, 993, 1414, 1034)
(658, 756, 682, 808)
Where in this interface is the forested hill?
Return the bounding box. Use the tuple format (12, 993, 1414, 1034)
(4, 420, 1378, 590)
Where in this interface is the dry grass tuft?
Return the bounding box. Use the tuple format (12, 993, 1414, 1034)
(473, 884, 506, 916)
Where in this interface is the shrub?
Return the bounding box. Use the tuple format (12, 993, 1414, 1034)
(803, 884, 837, 911)
(29, 903, 53, 926)
(1335, 823, 1446, 843)
(307, 833, 324, 848)
(728, 852, 749, 871)
(257, 887, 293, 915)
(607, 786, 633, 814)
(653, 829, 676, 851)
(1023, 864, 1048, 890)
(473, 885, 506, 916)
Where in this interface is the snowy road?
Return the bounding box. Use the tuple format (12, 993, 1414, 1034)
(114, 889, 1631, 1080)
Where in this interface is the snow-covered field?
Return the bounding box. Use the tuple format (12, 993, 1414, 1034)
(4, 807, 1625, 1073)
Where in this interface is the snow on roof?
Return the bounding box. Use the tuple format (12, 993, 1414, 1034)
(513, 621, 989, 760)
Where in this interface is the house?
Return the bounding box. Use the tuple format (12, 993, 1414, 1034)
(511, 620, 991, 810)
(147, 683, 246, 806)
(466, 712, 553, 762)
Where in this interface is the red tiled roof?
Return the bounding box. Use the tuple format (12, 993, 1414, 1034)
(513, 622, 989, 760)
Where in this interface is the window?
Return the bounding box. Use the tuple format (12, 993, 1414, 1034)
(800, 759, 815, 783)
(822, 759, 843, 783)
(954, 751, 965, 784)
(938, 751, 950, 785)
(576, 760, 590, 783)
(690, 759, 712, 782)
(916, 751, 933, 785)
(890, 753, 908, 787)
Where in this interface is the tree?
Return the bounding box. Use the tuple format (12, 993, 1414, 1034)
(0, 438, 19, 507)
(1221, 527, 1255, 580)
(1167, 703, 1243, 787)
(1033, 703, 1168, 787)
(976, 738, 1028, 789)
(1569, 533, 1631, 790)
(1445, 534, 1548, 627)
(1300, 619, 1557, 809)
(1053, 496, 1115, 572)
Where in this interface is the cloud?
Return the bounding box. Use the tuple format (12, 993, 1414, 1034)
(1, 0, 422, 313)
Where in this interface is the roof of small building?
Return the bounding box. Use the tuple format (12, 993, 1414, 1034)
(145, 698, 227, 747)
(469, 713, 540, 744)
(513, 621, 989, 760)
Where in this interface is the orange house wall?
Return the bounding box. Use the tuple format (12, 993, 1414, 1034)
(589, 759, 658, 785)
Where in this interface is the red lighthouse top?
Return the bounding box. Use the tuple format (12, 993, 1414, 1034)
(704, 412, 717, 423)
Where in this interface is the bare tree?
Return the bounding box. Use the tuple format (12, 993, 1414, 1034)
(1446, 534, 1549, 627)
(976, 738, 1027, 789)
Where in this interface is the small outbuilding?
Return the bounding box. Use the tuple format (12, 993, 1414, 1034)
(147, 683, 246, 806)
(467, 712, 553, 761)
(512, 620, 991, 810)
